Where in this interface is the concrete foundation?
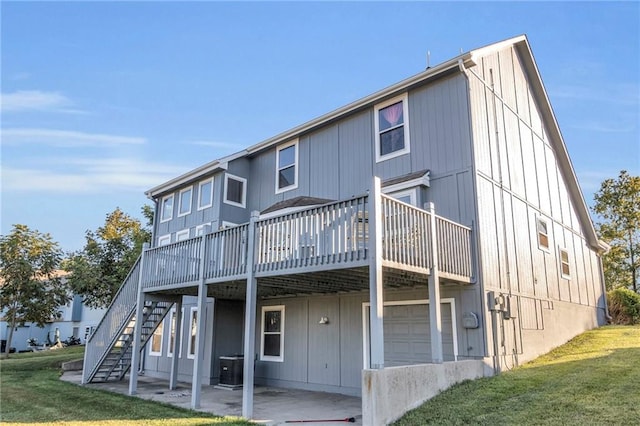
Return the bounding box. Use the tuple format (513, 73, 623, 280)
(362, 360, 488, 425)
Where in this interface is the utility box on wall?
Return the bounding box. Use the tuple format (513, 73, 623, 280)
(219, 355, 243, 389)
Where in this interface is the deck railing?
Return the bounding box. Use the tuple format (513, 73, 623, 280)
(381, 195, 432, 272)
(436, 216, 472, 278)
(83, 257, 141, 383)
(204, 224, 249, 280)
(141, 238, 202, 289)
(132, 194, 473, 289)
(255, 195, 369, 273)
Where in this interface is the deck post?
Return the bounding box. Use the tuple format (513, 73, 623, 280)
(427, 203, 443, 364)
(369, 177, 385, 369)
(191, 226, 210, 409)
(242, 211, 260, 419)
(169, 297, 183, 390)
(129, 242, 149, 395)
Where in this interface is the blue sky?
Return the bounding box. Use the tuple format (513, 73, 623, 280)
(1, 1, 639, 253)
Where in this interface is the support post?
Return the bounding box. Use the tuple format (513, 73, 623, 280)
(191, 225, 209, 409)
(427, 202, 443, 364)
(169, 297, 183, 390)
(369, 177, 385, 369)
(242, 211, 260, 419)
(129, 242, 149, 395)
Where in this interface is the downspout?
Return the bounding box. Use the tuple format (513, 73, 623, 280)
(458, 58, 494, 368)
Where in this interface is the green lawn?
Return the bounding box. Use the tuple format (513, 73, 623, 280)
(394, 325, 640, 425)
(0, 346, 252, 425)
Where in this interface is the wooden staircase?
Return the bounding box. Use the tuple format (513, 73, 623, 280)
(90, 300, 173, 382)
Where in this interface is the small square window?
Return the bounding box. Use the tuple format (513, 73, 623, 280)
(276, 140, 298, 193)
(176, 229, 190, 242)
(161, 194, 174, 222)
(178, 187, 192, 217)
(224, 173, 247, 208)
(260, 305, 284, 362)
(198, 178, 213, 210)
(537, 218, 550, 251)
(559, 248, 571, 279)
(375, 94, 410, 162)
(158, 234, 171, 246)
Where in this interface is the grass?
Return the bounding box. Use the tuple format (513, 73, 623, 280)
(0, 346, 252, 425)
(394, 325, 640, 425)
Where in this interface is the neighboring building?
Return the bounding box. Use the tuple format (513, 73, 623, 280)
(83, 35, 608, 425)
(1, 272, 105, 352)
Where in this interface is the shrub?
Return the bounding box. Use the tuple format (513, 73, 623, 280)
(607, 287, 640, 324)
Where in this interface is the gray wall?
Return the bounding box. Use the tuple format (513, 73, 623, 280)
(467, 45, 606, 366)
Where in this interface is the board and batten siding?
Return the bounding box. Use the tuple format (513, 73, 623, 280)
(154, 172, 224, 245)
(468, 45, 605, 364)
(246, 73, 475, 226)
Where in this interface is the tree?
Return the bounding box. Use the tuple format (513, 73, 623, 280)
(0, 224, 69, 358)
(592, 170, 640, 293)
(64, 207, 151, 309)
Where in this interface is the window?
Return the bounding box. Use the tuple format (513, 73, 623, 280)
(537, 218, 550, 251)
(178, 187, 193, 217)
(158, 234, 171, 246)
(260, 305, 285, 362)
(276, 140, 298, 193)
(150, 321, 163, 356)
(198, 178, 214, 210)
(224, 173, 247, 208)
(559, 248, 571, 279)
(374, 94, 410, 162)
(389, 188, 417, 206)
(187, 307, 198, 359)
(161, 194, 174, 222)
(176, 229, 190, 242)
(195, 223, 211, 237)
(167, 308, 182, 358)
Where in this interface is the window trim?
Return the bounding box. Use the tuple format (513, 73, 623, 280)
(187, 307, 198, 359)
(167, 307, 183, 358)
(195, 223, 212, 237)
(149, 320, 164, 356)
(275, 139, 299, 194)
(387, 188, 417, 206)
(176, 229, 190, 242)
(559, 247, 571, 279)
(223, 173, 247, 208)
(260, 305, 285, 362)
(374, 93, 410, 162)
(178, 186, 193, 217)
(537, 217, 551, 252)
(197, 178, 214, 211)
(160, 194, 174, 223)
(158, 234, 171, 246)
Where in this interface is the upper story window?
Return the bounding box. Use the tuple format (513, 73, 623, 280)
(160, 194, 174, 222)
(374, 93, 410, 162)
(158, 234, 171, 246)
(178, 187, 192, 217)
(224, 173, 247, 208)
(260, 305, 285, 362)
(276, 140, 298, 193)
(559, 248, 571, 279)
(198, 178, 214, 210)
(537, 218, 550, 251)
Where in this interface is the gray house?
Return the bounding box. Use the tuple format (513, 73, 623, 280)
(82, 35, 608, 425)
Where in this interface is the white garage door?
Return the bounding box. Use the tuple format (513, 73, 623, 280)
(383, 302, 455, 366)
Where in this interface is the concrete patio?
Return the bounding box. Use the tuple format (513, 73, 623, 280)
(61, 370, 362, 425)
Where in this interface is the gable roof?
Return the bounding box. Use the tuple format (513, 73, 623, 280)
(145, 35, 604, 252)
